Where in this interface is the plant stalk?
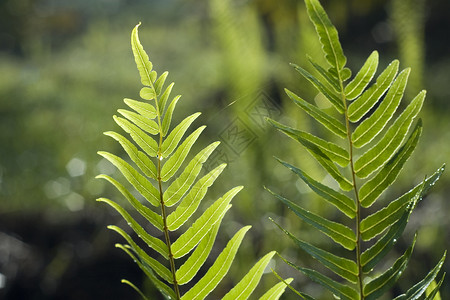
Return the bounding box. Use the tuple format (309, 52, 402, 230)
(340, 82, 364, 299)
(153, 83, 181, 299)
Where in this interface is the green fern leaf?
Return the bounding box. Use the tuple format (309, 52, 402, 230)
(222, 251, 276, 300)
(124, 98, 157, 119)
(304, 0, 348, 80)
(181, 226, 250, 300)
(171, 186, 242, 258)
(108, 225, 172, 282)
(359, 120, 422, 208)
(98, 151, 160, 206)
(97, 23, 282, 300)
(345, 51, 379, 100)
(104, 131, 157, 179)
(276, 158, 356, 218)
(167, 164, 226, 231)
(285, 88, 347, 138)
(161, 95, 182, 136)
(268, 189, 356, 250)
(280, 255, 359, 300)
(269, 0, 445, 298)
(96, 175, 163, 230)
(161, 112, 201, 158)
(424, 275, 445, 300)
(272, 219, 358, 283)
(121, 279, 151, 300)
(307, 55, 341, 92)
(363, 236, 416, 300)
(268, 119, 349, 167)
(354, 91, 425, 178)
(113, 115, 158, 157)
(164, 141, 219, 207)
(116, 244, 176, 300)
(158, 82, 175, 115)
(393, 252, 446, 300)
(154, 71, 169, 96)
(292, 64, 344, 113)
(161, 126, 205, 182)
(97, 198, 168, 256)
(118, 109, 159, 135)
(348, 60, 399, 122)
(258, 278, 293, 300)
(352, 68, 410, 148)
(359, 166, 444, 240)
(360, 189, 419, 273)
(175, 221, 221, 285)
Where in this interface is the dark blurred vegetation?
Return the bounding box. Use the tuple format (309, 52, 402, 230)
(0, 0, 449, 299)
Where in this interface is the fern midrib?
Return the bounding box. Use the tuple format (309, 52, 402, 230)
(149, 75, 181, 298)
(339, 76, 364, 299)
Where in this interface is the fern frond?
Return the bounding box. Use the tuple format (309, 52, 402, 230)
(269, 0, 446, 298)
(97, 23, 281, 300)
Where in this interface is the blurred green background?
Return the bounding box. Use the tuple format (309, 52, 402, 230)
(0, 0, 449, 299)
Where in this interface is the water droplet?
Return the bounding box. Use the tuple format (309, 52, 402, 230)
(393, 239, 397, 243)
(128, 222, 132, 226)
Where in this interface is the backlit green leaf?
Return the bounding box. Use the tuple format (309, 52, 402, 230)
(291, 64, 344, 113)
(348, 60, 399, 122)
(424, 275, 445, 300)
(131, 23, 154, 87)
(267, 189, 356, 250)
(96, 174, 163, 231)
(276, 158, 356, 218)
(114, 116, 158, 157)
(355, 91, 425, 178)
(258, 278, 293, 300)
(360, 165, 444, 241)
(171, 186, 243, 258)
(361, 189, 419, 272)
(124, 98, 157, 119)
(280, 255, 359, 300)
(363, 236, 416, 300)
(359, 121, 422, 208)
(98, 151, 160, 206)
(304, 0, 347, 80)
(97, 198, 168, 257)
(176, 216, 223, 285)
(104, 131, 157, 179)
(164, 142, 219, 207)
(118, 109, 159, 135)
(140, 87, 156, 100)
(154, 71, 169, 96)
(162, 95, 181, 137)
(272, 219, 358, 283)
(108, 225, 172, 282)
(352, 68, 410, 148)
(285, 89, 347, 138)
(269, 119, 349, 167)
(116, 244, 176, 300)
(393, 252, 446, 300)
(307, 55, 340, 92)
(345, 51, 379, 100)
(167, 164, 226, 231)
(161, 112, 201, 158)
(222, 251, 276, 300)
(181, 226, 250, 300)
(161, 126, 205, 182)
(158, 82, 175, 115)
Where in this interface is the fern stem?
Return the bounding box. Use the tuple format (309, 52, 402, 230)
(341, 83, 364, 299)
(158, 157, 181, 299)
(153, 85, 181, 299)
